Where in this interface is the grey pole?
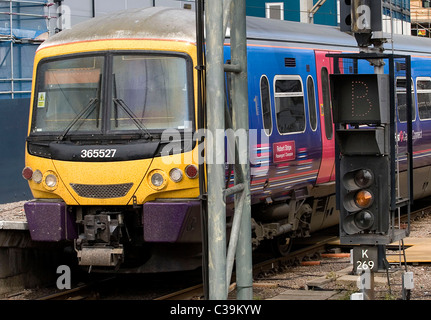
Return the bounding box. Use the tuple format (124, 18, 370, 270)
(230, 0, 253, 300)
(205, 0, 227, 300)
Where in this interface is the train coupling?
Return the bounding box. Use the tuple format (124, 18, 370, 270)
(75, 212, 124, 267)
(77, 247, 124, 267)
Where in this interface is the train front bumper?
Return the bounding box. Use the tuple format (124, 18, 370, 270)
(24, 200, 77, 242)
(24, 199, 202, 243)
(143, 200, 202, 243)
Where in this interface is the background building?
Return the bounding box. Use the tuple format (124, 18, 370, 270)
(411, 0, 431, 36)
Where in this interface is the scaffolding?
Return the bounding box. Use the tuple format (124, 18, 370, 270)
(0, 0, 56, 99)
(411, 0, 431, 37)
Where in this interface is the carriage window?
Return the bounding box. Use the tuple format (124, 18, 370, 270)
(265, 2, 284, 20)
(307, 76, 317, 131)
(417, 77, 431, 120)
(274, 75, 305, 134)
(396, 77, 416, 122)
(321, 67, 333, 140)
(260, 75, 272, 135)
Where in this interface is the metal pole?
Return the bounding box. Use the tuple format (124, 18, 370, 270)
(195, 0, 209, 300)
(230, 0, 252, 300)
(205, 0, 227, 300)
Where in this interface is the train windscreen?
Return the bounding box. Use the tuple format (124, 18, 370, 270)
(31, 53, 193, 138)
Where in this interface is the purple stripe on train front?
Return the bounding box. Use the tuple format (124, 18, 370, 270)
(143, 201, 200, 242)
(24, 201, 77, 241)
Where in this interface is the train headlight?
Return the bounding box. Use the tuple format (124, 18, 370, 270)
(148, 170, 167, 190)
(169, 168, 183, 183)
(32, 170, 43, 184)
(151, 173, 164, 187)
(43, 171, 58, 190)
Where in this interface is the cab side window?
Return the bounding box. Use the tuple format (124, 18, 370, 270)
(307, 76, 317, 131)
(260, 75, 273, 135)
(321, 67, 333, 139)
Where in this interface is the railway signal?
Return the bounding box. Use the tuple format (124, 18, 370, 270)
(330, 69, 412, 247)
(339, 156, 390, 240)
(331, 73, 391, 244)
(329, 52, 414, 247)
(329, 48, 413, 300)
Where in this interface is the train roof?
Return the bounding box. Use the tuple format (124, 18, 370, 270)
(39, 6, 431, 57)
(38, 7, 198, 49)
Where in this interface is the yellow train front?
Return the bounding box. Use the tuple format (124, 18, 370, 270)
(22, 8, 203, 272)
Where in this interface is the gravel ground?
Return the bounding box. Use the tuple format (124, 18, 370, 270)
(252, 211, 431, 300)
(2, 200, 431, 300)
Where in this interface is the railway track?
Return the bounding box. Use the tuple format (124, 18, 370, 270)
(33, 233, 337, 301)
(155, 203, 431, 300)
(34, 203, 431, 301)
(35, 276, 116, 300)
(155, 233, 339, 300)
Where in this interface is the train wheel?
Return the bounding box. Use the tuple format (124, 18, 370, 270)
(271, 235, 293, 257)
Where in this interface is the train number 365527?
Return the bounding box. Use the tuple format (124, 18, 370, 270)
(80, 148, 117, 158)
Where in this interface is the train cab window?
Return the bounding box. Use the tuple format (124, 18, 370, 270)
(273, 75, 305, 134)
(111, 54, 192, 131)
(321, 67, 333, 140)
(417, 77, 431, 120)
(306, 76, 317, 131)
(260, 75, 272, 135)
(32, 55, 104, 134)
(396, 77, 416, 122)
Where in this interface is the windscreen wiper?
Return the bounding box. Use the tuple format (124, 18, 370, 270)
(112, 97, 153, 140)
(57, 98, 99, 141)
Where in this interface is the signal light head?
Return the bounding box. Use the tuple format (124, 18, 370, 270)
(354, 169, 373, 188)
(342, 168, 374, 190)
(354, 189, 373, 208)
(343, 210, 375, 235)
(354, 210, 374, 230)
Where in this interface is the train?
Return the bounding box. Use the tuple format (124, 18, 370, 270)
(21, 6, 431, 272)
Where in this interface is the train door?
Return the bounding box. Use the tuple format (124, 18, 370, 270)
(314, 50, 337, 184)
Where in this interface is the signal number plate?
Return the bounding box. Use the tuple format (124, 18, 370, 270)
(353, 246, 378, 273)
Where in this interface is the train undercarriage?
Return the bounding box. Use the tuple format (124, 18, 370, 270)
(56, 183, 338, 272)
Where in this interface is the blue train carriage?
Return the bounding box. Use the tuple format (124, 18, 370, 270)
(242, 17, 359, 252)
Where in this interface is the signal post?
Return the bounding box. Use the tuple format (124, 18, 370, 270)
(333, 0, 413, 299)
